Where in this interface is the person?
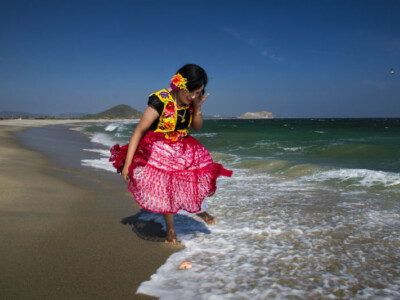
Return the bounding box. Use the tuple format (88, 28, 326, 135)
(109, 64, 232, 245)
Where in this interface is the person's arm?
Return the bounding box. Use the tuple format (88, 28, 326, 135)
(191, 93, 210, 131)
(121, 106, 159, 183)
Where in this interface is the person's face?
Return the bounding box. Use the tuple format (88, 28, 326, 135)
(177, 84, 204, 106)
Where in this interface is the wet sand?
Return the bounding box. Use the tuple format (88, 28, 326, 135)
(0, 121, 179, 300)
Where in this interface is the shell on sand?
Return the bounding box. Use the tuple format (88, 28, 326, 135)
(178, 261, 192, 270)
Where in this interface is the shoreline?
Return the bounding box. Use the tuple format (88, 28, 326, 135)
(0, 122, 179, 299)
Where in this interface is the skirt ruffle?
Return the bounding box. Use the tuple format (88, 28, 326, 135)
(109, 130, 232, 214)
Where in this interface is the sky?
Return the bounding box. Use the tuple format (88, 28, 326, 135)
(0, 0, 399, 118)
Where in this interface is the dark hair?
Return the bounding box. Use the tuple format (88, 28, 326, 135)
(176, 64, 208, 93)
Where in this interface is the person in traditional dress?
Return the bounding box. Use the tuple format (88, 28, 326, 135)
(110, 64, 232, 245)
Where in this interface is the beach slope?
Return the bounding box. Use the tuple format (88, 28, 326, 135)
(0, 122, 176, 300)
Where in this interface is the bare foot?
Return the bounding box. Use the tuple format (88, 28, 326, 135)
(197, 212, 217, 225)
(165, 229, 179, 245)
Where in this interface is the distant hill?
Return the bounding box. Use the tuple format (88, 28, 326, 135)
(0, 105, 142, 120)
(0, 111, 88, 119)
(0, 111, 44, 118)
(57, 112, 87, 118)
(81, 104, 142, 120)
(237, 110, 274, 119)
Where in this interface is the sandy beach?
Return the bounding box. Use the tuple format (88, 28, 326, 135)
(0, 120, 178, 300)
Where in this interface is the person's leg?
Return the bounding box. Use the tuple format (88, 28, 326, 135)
(163, 213, 178, 245)
(197, 212, 216, 225)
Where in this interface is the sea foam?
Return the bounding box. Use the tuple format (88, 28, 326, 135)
(77, 120, 400, 299)
(136, 168, 400, 299)
(81, 148, 115, 172)
(302, 168, 400, 188)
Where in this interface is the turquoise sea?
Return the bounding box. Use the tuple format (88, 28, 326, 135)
(77, 118, 400, 299)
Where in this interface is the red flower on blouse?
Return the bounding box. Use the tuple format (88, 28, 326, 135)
(163, 110, 174, 118)
(165, 101, 174, 112)
(163, 119, 175, 131)
(166, 131, 186, 142)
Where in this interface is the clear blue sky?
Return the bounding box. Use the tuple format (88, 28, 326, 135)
(0, 0, 399, 117)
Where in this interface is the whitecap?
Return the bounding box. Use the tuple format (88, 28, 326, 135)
(89, 133, 117, 148)
(302, 168, 400, 188)
(81, 148, 115, 172)
(105, 123, 119, 132)
(81, 157, 115, 172)
(191, 132, 218, 138)
(282, 146, 305, 152)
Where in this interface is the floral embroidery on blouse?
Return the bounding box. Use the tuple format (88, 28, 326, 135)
(150, 89, 192, 142)
(159, 91, 169, 99)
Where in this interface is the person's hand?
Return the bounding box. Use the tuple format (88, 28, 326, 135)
(193, 92, 210, 109)
(121, 166, 130, 184)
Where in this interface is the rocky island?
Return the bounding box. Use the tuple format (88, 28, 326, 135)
(237, 110, 274, 119)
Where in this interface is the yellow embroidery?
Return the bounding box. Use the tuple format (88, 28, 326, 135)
(150, 89, 192, 141)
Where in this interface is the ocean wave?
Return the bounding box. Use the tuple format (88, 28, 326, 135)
(136, 167, 400, 299)
(210, 152, 242, 165)
(69, 126, 86, 132)
(282, 146, 308, 152)
(190, 132, 218, 138)
(104, 121, 134, 133)
(81, 148, 115, 172)
(218, 155, 400, 189)
(234, 159, 292, 173)
(89, 133, 117, 148)
(77, 119, 400, 298)
(254, 141, 314, 154)
(302, 168, 400, 188)
(81, 157, 115, 172)
(104, 123, 120, 132)
(82, 148, 109, 154)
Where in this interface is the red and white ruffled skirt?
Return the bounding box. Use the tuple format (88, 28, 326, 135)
(109, 130, 232, 214)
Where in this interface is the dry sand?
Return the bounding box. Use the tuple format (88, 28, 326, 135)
(0, 121, 178, 300)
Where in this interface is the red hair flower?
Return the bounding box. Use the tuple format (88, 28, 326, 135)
(170, 73, 188, 91)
